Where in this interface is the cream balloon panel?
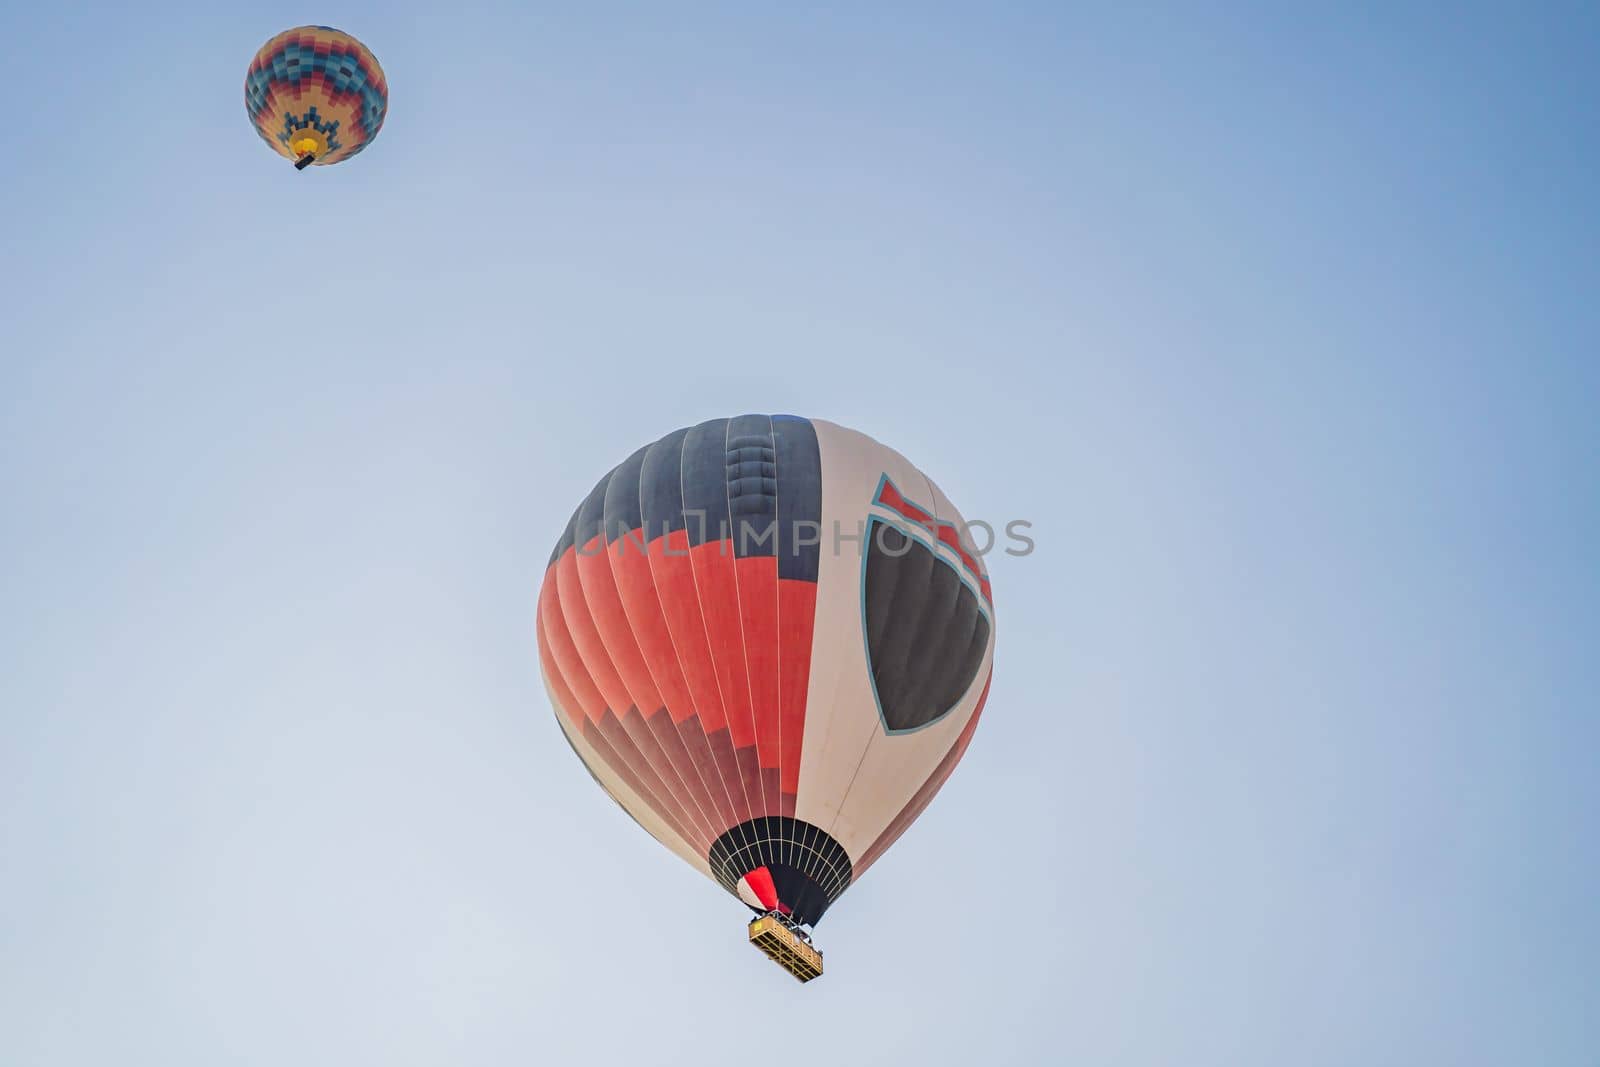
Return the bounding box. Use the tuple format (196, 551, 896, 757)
(795, 419, 996, 862)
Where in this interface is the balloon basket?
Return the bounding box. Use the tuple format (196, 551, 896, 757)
(748, 912, 823, 983)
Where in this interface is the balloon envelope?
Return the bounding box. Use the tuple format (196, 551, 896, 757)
(245, 27, 387, 168)
(537, 416, 995, 926)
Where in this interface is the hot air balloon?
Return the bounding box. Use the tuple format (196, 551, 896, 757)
(536, 416, 995, 981)
(245, 27, 387, 170)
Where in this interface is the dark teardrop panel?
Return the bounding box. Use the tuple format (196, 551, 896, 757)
(864, 521, 991, 733)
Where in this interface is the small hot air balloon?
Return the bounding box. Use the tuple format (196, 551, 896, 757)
(245, 27, 387, 170)
(537, 416, 995, 981)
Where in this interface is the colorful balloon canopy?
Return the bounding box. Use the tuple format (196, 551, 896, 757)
(245, 27, 387, 170)
(537, 416, 995, 927)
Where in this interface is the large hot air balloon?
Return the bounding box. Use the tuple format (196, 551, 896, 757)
(536, 416, 995, 981)
(245, 27, 387, 170)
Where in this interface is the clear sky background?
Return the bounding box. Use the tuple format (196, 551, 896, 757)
(2, 3, 1596, 1065)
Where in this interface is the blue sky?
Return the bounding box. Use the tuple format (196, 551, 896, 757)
(2, 4, 1596, 1064)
